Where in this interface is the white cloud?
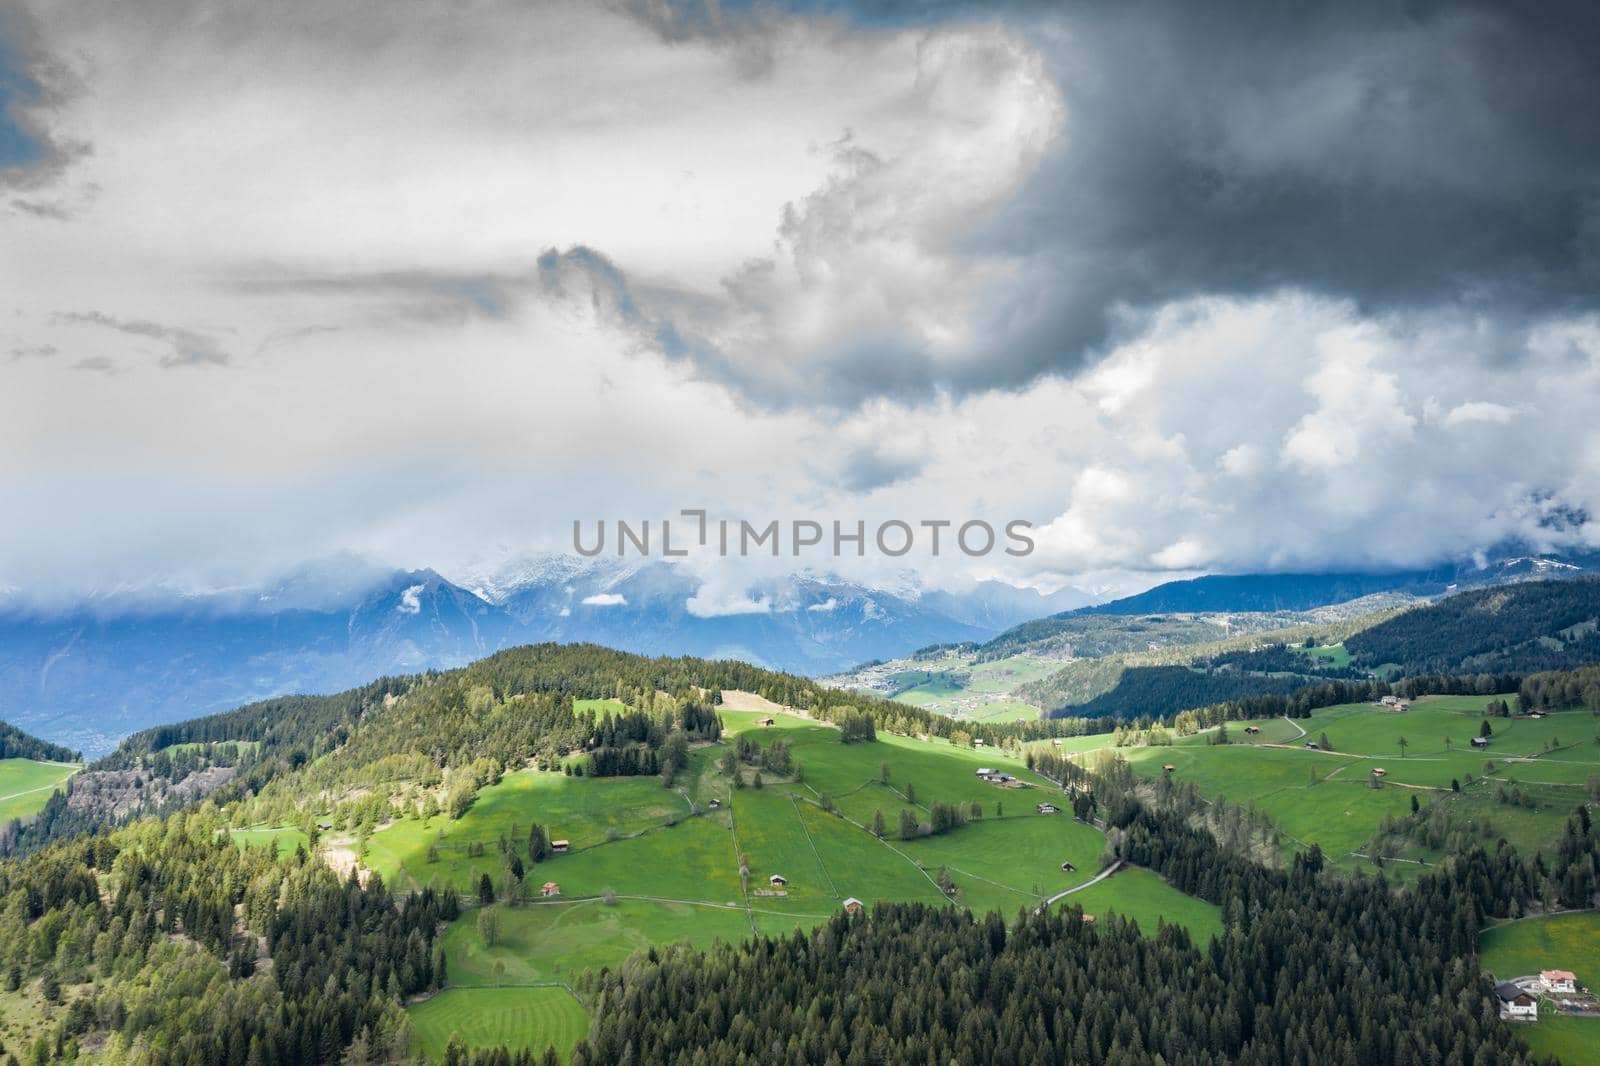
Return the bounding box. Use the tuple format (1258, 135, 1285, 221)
(1442, 401, 1521, 428)
(580, 593, 627, 607)
(1, 2, 1597, 609)
(396, 584, 424, 614)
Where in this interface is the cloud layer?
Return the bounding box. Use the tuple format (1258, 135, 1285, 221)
(2, 0, 1598, 606)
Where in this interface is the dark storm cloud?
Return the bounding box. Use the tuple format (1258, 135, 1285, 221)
(619, 0, 1600, 399)
(0, 0, 88, 194)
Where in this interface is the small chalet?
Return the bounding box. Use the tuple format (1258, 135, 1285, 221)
(708, 798, 721, 808)
(757, 716, 776, 727)
(1243, 726, 1261, 735)
(842, 897, 864, 914)
(1061, 861, 1076, 872)
(550, 839, 571, 853)
(1541, 970, 1578, 994)
(1305, 742, 1320, 750)
(769, 874, 788, 886)
(1036, 802, 1061, 815)
(1052, 738, 1063, 747)
(1496, 982, 1538, 1020)
(1471, 736, 1490, 748)
(976, 768, 997, 777)
(1372, 768, 1387, 777)
(1529, 712, 1546, 720)
(1162, 764, 1176, 773)
(1081, 914, 1095, 924)
(541, 882, 560, 897)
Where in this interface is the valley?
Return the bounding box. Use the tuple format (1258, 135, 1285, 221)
(0, 581, 1596, 1063)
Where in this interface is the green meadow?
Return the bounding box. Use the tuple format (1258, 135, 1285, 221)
(227, 825, 311, 854)
(0, 759, 78, 823)
(397, 703, 1220, 1058)
(1044, 695, 1600, 872)
(1481, 912, 1600, 1066)
(1060, 866, 1225, 944)
(1481, 911, 1600, 990)
(410, 987, 588, 1061)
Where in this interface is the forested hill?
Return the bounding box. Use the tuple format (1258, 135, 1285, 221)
(1072, 569, 1449, 615)
(0, 719, 78, 763)
(1346, 577, 1600, 674)
(8, 643, 1103, 856)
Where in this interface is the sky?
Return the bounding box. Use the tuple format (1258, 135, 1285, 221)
(2, 0, 1599, 608)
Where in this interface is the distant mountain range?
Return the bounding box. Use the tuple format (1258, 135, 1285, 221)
(5, 549, 1595, 756)
(981, 551, 1600, 653)
(0, 557, 1089, 755)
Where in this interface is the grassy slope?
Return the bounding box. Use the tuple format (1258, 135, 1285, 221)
(227, 826, 311, 854)
(1480, 912, 1600, 1066)
(395, 704, 1236, 1060)
(1044, 695, 1600, 874)
(410, 987, 588, 1061)
(399, 708, 1134, 1057)
(0, 758, 78, 823)
(1060, 867, 1224, 944)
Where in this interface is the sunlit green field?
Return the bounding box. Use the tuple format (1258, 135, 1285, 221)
(1074, 696, 1600, 872)
(397, 705, 1242, 1061)
(1059, 866, 1224, 943)
(1481, 911, 1600, 990)
(0, 758, 78, 823)
(1481, 912, 1600, 1066)
(410, 987, 587, 1061)
(227, 825, 310, 854)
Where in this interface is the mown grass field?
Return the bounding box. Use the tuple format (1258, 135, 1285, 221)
(410, 987, 588, 1061)
(1481, 911, 1600, 989)
(397, 700, 1235, 1060)
(227, 825, 310, 854)
(1481, 911, 1600, 1066)
(1060, 866, 1225, 945)
(0, 758, 78, 823)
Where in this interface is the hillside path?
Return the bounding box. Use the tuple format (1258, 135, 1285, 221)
(1038, 860, 1124, 912)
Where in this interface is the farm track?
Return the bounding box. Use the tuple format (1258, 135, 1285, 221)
(1039, 860, 1124, 911)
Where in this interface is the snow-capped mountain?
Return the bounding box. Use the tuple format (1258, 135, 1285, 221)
(0, 556, 1089, 755)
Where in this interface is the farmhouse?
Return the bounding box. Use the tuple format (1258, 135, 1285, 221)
(1471, 737, 1490, 748)
(1541, 970, 1578, 994)
(1036, 803, 1061, 815)
(1496, 982, 1538, 1020)
(550, 839, 570, 853)
(757, 716, 775, 727)
(976, 768, 997, 777)
(842, 897, 864, 914)
(769, 874, 788, 886)
(540, 882, 560, 897)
